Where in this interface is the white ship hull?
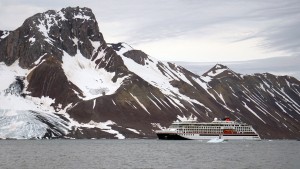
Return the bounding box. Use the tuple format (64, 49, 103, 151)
(180, 134, 261, 140)
(156, 132, 261, 140)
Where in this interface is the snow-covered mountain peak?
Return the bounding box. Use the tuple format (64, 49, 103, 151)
(203, 64, 241, 79)
(61, 7, 95, 20)
(32, 7, 97, 38)
(0, 7, 105, 69)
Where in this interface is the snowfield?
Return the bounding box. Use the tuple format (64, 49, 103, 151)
(62, 51, 126, 100)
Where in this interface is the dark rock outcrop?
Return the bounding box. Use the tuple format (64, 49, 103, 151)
(5, 76, 25, 96)
(0, 30, 11, 42)
(123, 50, 151, 65)
(26, 56, 81, 108)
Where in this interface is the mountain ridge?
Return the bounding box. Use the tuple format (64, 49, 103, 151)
(175, 56, 300, 80)
(0, 7, 299, 139)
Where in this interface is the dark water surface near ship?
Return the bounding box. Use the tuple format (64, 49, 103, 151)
(0, 139, 299, 169)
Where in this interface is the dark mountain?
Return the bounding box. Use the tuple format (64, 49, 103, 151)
(202, 64, 300, 138)
(0, 7, 299, 139)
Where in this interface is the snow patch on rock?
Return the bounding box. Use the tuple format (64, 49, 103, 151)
(62, 51, 126, 100)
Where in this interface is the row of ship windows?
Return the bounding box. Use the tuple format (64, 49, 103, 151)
(178, 128, 252, 132)
(180, 131, 222, 134)
(172, 124, 247, 127)
(176, 127, 252, 131)
(179, 132, 254, 134)
(173, 125, 248, 128)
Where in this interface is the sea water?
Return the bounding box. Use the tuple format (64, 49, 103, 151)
(0, 139, 299, 169)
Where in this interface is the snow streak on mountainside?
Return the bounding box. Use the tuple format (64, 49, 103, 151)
(120, 48, 207, 111)
(0, 7, 299, 139)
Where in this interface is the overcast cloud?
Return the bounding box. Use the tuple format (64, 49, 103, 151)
(0, 0, 300, 64)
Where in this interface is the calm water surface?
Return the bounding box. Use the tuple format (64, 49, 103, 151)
(0, 139, 299, 169)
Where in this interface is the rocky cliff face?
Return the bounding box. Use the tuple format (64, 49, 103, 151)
(0, 7, 105, 68)
(0, 7, 299, 139)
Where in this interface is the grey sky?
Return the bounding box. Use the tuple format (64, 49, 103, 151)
(0, 0, 300, 62)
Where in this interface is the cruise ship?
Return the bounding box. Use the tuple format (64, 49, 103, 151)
(156, 117, 261, 140)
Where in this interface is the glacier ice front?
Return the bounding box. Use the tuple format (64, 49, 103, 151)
(0, 109, 69, 139)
